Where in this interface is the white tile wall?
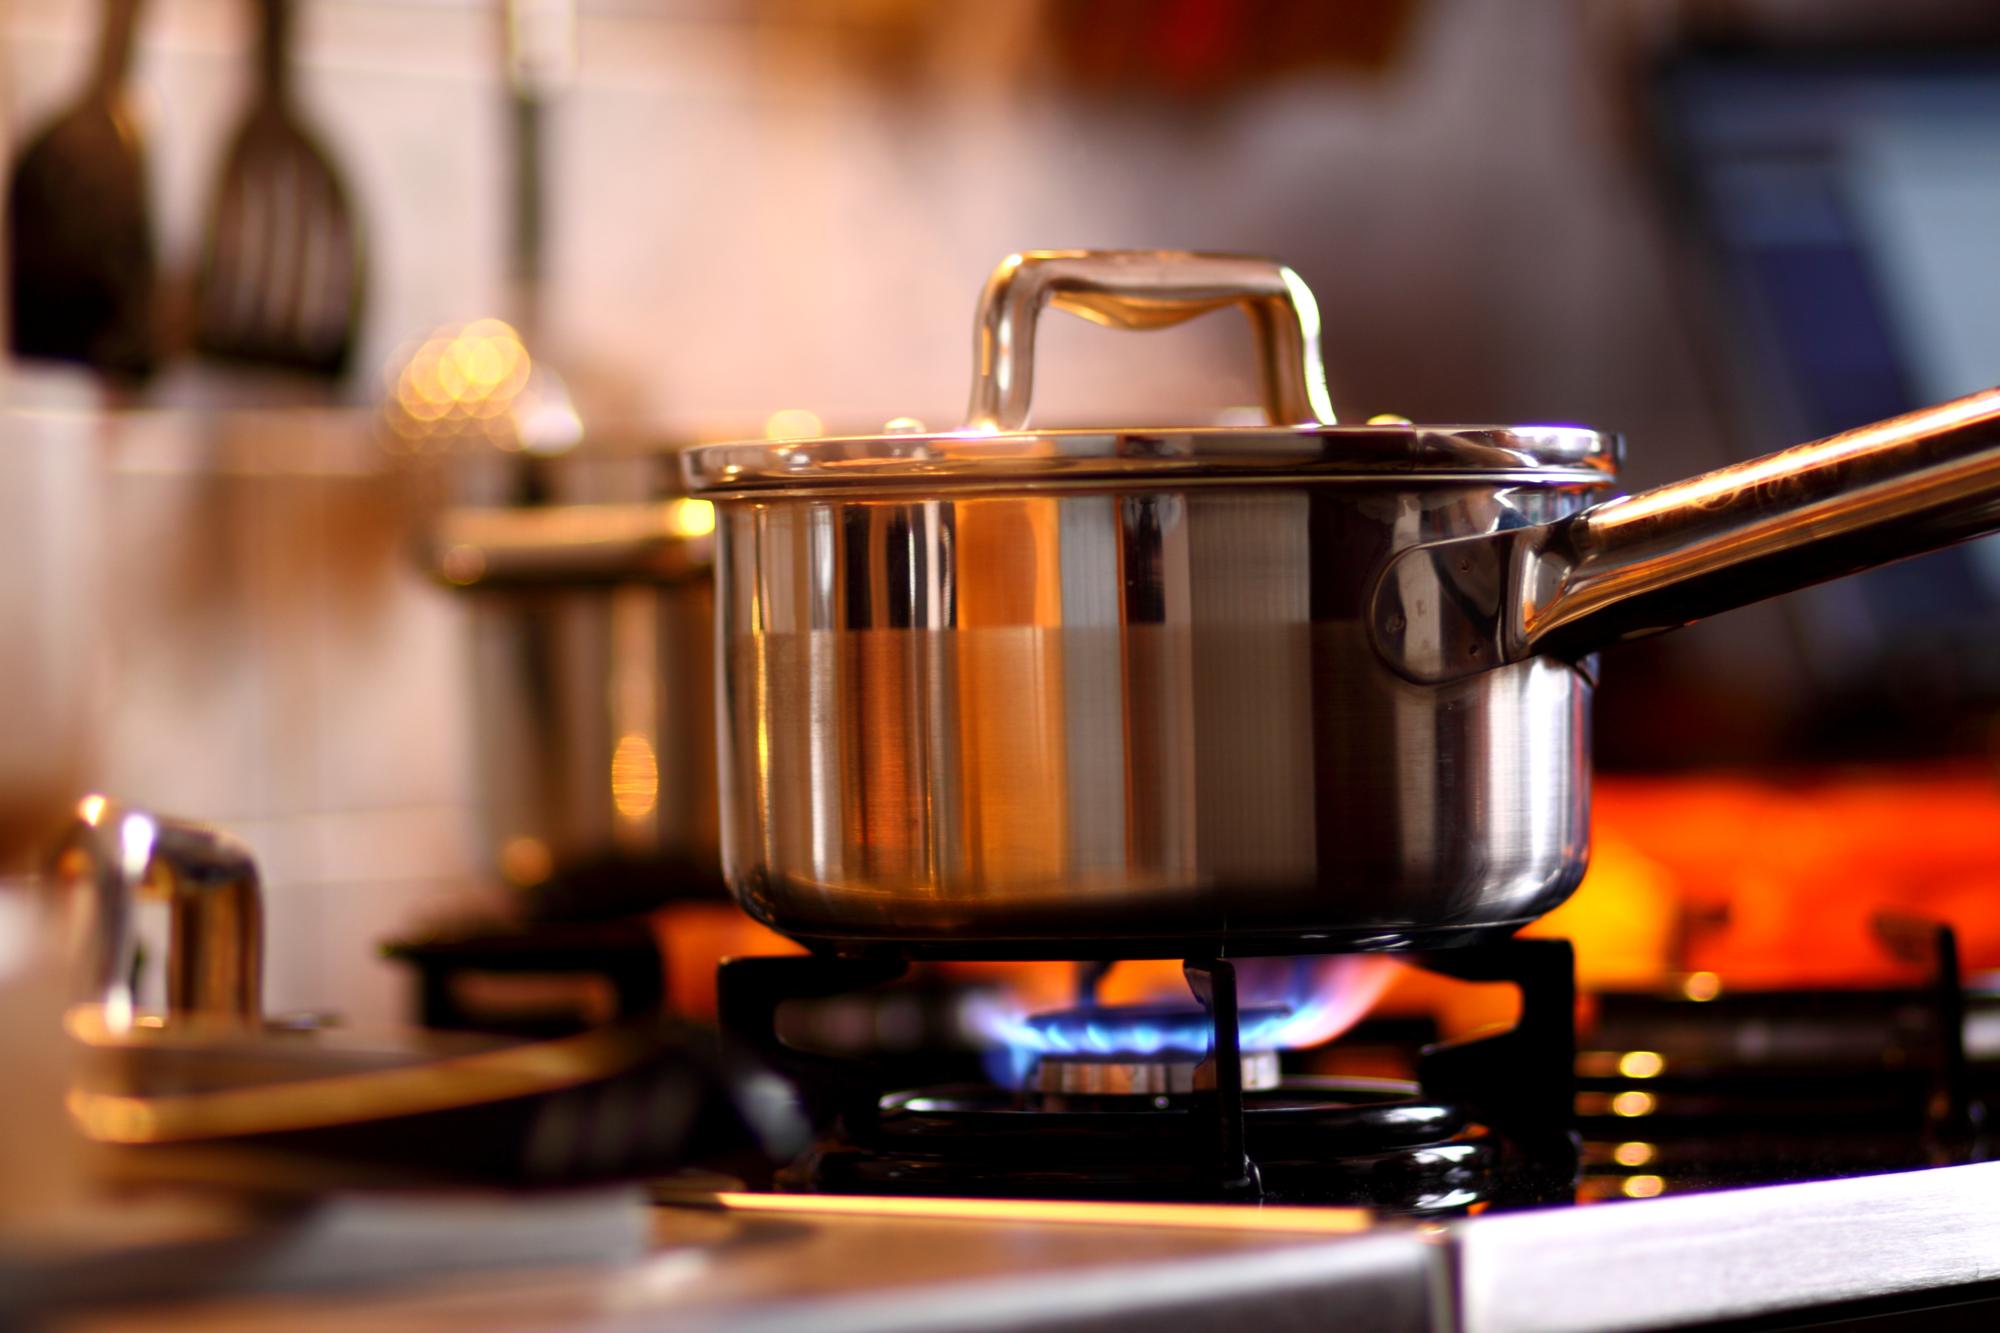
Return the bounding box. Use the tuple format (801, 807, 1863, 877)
(92, 407, 495, 1025)
(2, 0, 1727, 448)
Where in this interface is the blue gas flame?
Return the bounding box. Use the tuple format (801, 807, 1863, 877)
(969, 999, 1328, 1087)
(1001, 1003, 1315, 1056)
(967, 956, 1400, 1089)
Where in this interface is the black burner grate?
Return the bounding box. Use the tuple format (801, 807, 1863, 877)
(794, 1077, 1491, 1212)
(717, 938, 1581, 1209)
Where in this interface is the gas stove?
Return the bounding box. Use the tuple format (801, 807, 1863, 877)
(658, 925, 2000, 1331)
(366, 868, 2000, 1330)
(79, 841, 2000, 1331)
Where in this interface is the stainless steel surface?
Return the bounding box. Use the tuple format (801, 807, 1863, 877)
(64, 988, 808, 1190)
(691, 252, 1607, 950)
(684, 421, 1616, 493)
(701, 1229, 1439, 1333)
(1373, 389, 2000, 684)
(51, 796, 263, 1022)
(73, 1165, 2000, 1330)
(687, 250, 2000, 952)
(966, 250, 1337, 432)
(74, 1201, 1439, 1332)
(712, 481, 1596, 949)
(1035, 1050, 1281, 1097)
(73, 1015, 519, 1100)
(0, 1187, 651, 1323)
(67, 1018, 684, 1145)
(1456, 1162, 2000, 1333)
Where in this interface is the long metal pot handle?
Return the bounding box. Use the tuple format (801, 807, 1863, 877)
(427, 500, 714, 589)
(964, 249, 1339, 432)
(1371, 387, 2000, 684)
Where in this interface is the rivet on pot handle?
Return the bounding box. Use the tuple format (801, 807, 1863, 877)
(1371, 387, 2000, 685)
(964, 250, 1339, 433)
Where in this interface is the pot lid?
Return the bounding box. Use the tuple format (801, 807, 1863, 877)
(682, 251, 1621, 495)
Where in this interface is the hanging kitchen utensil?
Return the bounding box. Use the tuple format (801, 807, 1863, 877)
(681, 249, 2000, 958)
(194, 0, 362, 377)
(4, 0, 157, 378)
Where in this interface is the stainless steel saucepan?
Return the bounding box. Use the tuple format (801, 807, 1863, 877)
(682, 250, 2000, 957)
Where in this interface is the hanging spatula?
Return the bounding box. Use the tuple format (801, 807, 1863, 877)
(4, 0, 157, 378)
(194, 0, 362, 378)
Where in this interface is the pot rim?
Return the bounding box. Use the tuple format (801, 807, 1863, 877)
(680, 423, 1621, 497)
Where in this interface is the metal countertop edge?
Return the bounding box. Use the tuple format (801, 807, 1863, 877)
(1452, 1161, 2000, 1333)
(645, 1229, 1448, 1333)
(562, 1164, 2000, 1332)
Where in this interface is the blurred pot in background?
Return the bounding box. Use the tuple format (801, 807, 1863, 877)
(393, 324, 722, 918)
(427, 483, 721, 919)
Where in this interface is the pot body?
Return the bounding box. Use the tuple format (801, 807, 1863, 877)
(713, 476, 1605, 955)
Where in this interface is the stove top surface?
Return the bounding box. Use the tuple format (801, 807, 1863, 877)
(88, 923, 2000, 1333)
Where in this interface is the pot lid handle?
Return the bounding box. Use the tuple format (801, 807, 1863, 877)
(963, 250, 1338, 433)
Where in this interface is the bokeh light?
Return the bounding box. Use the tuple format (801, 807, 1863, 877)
(382, 319, 580, 455)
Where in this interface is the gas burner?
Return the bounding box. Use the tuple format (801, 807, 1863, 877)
(789, 1076, 1493, 1213)
(1035, 1048, 1281, 1099)
(717, 939, 1582, 1209)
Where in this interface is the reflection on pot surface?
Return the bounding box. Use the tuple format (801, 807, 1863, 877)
(716, 482, 1594, 951)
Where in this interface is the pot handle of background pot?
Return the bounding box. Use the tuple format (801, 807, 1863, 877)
(427, 500, 716, 589)
(48, 796, 263, 1024)
(1371, 387, 2000, 685)
(963, 250, 1339, 433)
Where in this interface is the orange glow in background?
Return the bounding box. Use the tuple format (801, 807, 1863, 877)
(653, 762, 2000, 1041)
(1544, 763, 2000, 988)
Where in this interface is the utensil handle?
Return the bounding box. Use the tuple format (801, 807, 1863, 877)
(257, 0, 291, 100)
(91, 0, 143, 91)
(963, 250, 1337, 432)
(1371, 387, 2000, 684)
(49, 798, 263, 1023)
